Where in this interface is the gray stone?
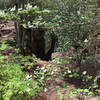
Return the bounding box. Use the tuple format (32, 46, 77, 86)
(80, 54, 100, 76)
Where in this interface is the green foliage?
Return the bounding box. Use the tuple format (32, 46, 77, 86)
(0, 64, 42, 100)
(70, 88, 94, 99)
(0, 40, 11, 50)
(0, 42, 43, 100)
(21, 56, 38, 68)
(0, 1, 99, 99)
(0, 4, 58, 28)
(52, 57, 100, 98)
(54, 0, 95, 51)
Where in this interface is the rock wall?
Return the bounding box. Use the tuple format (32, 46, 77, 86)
(0, 0, 12, 9)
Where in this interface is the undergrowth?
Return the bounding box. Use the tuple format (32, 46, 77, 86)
(0, 41, 42, 100)
(0, 40, 100, 100)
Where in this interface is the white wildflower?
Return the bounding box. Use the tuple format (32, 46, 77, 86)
(51, 71, 54, 75)
(98, 61, 100, 63)
(18, 8, 22, 11)
(34, 5, 38, 9)
(38, 16, 43, 20)
(26, 75, 32, 80)
(26, 88, 31, 92)
(26, 3, 32, 9)
(41, 76, 44, 80)
(77, 11, 80, 15)
(84, 39, 88, 43)
(41, 67, 45, 70)
(82, 71, 87, 75)
(44, 88, 48, 92)
(68, 70, 71, 74)
(10, 6, 16, 11)
(0, 11, 4, 15)
(43, 69, 47, 72)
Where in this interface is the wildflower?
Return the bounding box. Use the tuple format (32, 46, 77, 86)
(18, 8, 22, 11)
(44, 88, 47, 92)
(10, 6, 16, 11)
(38, 16, 43, 20)
(98, 61, 100, 63)
(26, 75, 32, 80)
(26, 88, 31, 92)
(68, 70, 71, 74)
(84, 39, 88, 43)
(34, 5, 37, 9)
(26, 3, 32, 9)
(77, 11, 80, 15)
(41, 76, 44, 80)
(41, 67, 45, 70)
(43, 69, 47, 72)
(82, 71, 87, 75)
(0, 11, 4, 15)
(51, 71, 54, 75)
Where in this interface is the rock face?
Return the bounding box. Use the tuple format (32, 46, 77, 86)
(80, 54, 100, 76)
(0, 0, 28, 9)
(0, 0, 12, 9)
(51, 52, 68, 60)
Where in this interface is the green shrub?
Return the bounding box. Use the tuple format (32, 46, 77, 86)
(0, 63, 42, 100)
(0, 42, 42, 100)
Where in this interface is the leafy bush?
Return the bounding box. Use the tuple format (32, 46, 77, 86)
(0, 42, 42, 100)
(0, 63, 42, 100)
(54, 0, 96, 52)
(0, 4, 58, 28)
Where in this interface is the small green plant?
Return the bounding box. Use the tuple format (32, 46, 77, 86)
(0, 54, 8, 63)
(70, 88, 94, 100)
(0, 40, 11, 50)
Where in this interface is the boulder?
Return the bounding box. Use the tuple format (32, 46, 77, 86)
(0, 0, 12, 9)
(51, 52, 68, 60)
(80, 54, 100, 76)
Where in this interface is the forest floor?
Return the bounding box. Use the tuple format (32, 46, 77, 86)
(0, 21, 100, 100)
